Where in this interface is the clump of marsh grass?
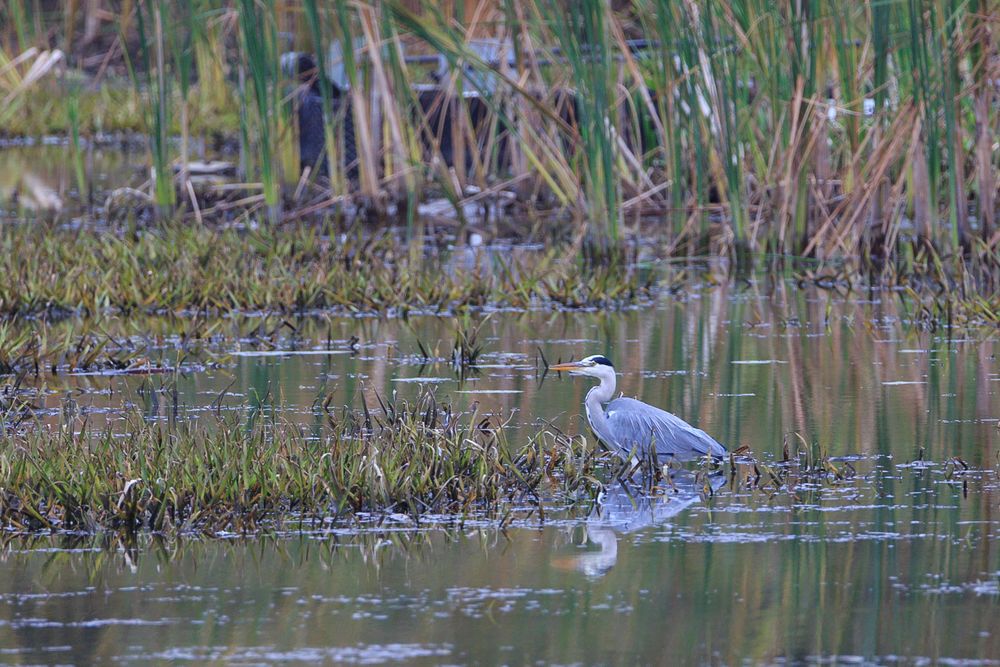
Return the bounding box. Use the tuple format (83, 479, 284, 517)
(726, 437, 859, 497)
(451, 312, 488, 372)
(0, 373, 36, 431)
(0, 390, 602, 534)
(0, 224, 657, 318)
(0, 320, 149, 376)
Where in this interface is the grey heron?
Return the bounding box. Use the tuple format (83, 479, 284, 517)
(549, 355, 727, 462)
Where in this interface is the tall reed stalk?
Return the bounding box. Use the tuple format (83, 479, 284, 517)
(237, 0, 283, 223)
(6, 1, 34, 51)
(190, 0, 229, 117)
(66, 88, 87, 201)
(128, 0, 175, 216)
(541, 0, 620, 247)
(174, 0, 196, 190)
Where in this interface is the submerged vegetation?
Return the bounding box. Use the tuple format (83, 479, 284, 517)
(2, 0, 1000, 265)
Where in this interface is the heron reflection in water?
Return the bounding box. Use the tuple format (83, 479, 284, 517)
(556, 471, 727, 578)
(548, 355, 727, 462)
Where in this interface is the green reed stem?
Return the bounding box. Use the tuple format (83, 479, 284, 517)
(237, 0, 282, 223)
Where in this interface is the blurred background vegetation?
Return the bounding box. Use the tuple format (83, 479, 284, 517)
(2, 0, 999, 263)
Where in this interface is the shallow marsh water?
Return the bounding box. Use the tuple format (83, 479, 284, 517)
(2, 284, 1000, 664)
(0, 142, 152, 219)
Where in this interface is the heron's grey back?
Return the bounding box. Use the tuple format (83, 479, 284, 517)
(604, 397, 726, 460)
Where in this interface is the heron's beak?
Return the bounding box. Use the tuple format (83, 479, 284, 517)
(549, 361, 585, 374)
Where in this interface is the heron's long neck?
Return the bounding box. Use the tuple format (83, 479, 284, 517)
(585, 372, 617, 447)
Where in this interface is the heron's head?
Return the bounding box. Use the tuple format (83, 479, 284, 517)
(550, 355, 615, 380)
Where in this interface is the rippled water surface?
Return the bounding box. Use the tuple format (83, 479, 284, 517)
(2, 285, 999, 664)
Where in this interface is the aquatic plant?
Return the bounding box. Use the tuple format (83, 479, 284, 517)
(451, 312, 489, 372)
(0, 391, 601, 534)
(237, 0, 288, 223)
(126, 0, 176, 216)
(538, 0, 620, 246)
(0, 223, 657, 318)
(66, 88, 87, 200)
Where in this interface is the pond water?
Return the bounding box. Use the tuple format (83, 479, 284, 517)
(0, 141, 233, 222)
(2, 284, 1000, 664)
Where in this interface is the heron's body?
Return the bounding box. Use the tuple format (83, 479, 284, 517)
(551, 355, 726, 461)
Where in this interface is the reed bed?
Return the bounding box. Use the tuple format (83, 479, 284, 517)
(3, 1, 999, 265)
(0, 391, 601, 534)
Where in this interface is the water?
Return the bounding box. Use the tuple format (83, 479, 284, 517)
(3, 285, 1000, 664)
(0, 141, 233, 222)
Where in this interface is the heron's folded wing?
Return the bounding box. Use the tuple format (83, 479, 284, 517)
(606, 397, 726, 460)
